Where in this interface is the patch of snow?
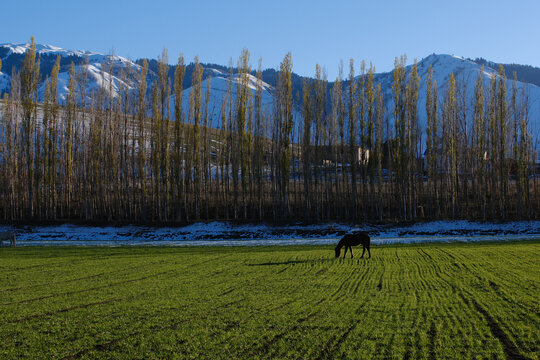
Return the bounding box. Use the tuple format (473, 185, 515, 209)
(0, 72, 10, 94)
(209, 68, 226, 76)
(1, 221, 539, 247)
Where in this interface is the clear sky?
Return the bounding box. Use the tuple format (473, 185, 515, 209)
(3, 0, 539, 79)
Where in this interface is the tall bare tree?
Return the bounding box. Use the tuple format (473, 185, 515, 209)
(276, 53, 293, 219)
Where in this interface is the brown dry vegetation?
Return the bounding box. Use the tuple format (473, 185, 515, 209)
(0, 39, 538, 224)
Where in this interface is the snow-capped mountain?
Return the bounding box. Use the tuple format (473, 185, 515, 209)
(1, 42, 539, 143)
(370, 54, 540, 141)
(174, 68, 275, 129)
(1, 43, 132, 64)
(0, 42, 143, 102)
(0, 42, 276, 115)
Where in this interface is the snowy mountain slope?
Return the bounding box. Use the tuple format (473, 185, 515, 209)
(0, 42, 136, 68)
(0, 71, 9, 96)
(173, 70, 275, 129)
(0, 42, 282, 133)
(370, 54, 540, 144)
(1, 43, 89, 58)
(36, 63, 137, 102)
(1, 42, 539, 145)
(0, 42, 277, 119)
(0, 42, 142, 102)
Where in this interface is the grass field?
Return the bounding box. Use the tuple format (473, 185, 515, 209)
(0, 241, 539, 359)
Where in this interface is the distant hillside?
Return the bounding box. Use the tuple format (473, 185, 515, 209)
(0, 43, 308, 105)
(136, 58, 307, 102)
(367, 54, 540, 140)
(1, 42, 539, 144)
(471, 58, 540, 88)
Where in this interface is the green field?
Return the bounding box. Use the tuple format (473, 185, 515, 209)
(0, 241, 539, 359)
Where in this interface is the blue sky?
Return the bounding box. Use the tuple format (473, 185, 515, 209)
(3, 0, 539, 79)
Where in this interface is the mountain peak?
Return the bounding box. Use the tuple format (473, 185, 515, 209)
(0, 43, 134, 68)
(1, 42, 90, 58)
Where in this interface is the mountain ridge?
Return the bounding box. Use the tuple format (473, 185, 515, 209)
(4, 42, 539, 95)
(1, 42, 539, 143)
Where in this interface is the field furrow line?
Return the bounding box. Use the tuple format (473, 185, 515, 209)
(60, 297, 247, 360)
(247, 311, 320, 358)
(6, 298, 121, 323)
(0, 258, 172, 293)
(315, 322, 357, 360)
(329, 267, 361, 298)
(236, 262, 352, 357)
(457, 292, 530, 360)
(351, 265, 372, 295)
(417, 248, 433, 261)
(314, 297, 372, 360)
(450, 255, 538, 314)
(413, 251, 450, 292)
(0, 256, 100, 272)
(143, 261, 321, 350)
(202, 297, 301, 350)
(437, 248, 457, 260)
(1, 269, 177, 306)
(2, 254, 228, 306)
(428, 320, 437, 360)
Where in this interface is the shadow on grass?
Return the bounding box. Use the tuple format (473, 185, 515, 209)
(248, 259, 335, 266)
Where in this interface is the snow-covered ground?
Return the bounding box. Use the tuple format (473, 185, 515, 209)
(1, 221, 539, 247)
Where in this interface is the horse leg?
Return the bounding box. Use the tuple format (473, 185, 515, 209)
(360, 246, 365, 258)
(367, 246, 371, 259)
(343, 246, 347, 259)
(350, 246, 354, 258)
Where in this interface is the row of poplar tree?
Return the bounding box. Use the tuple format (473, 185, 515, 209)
(0, 38, 537, 224)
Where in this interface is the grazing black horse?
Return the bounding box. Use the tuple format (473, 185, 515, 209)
(335, 232, 371, 259)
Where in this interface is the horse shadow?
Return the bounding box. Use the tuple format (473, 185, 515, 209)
(248, 259, 334, 267)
